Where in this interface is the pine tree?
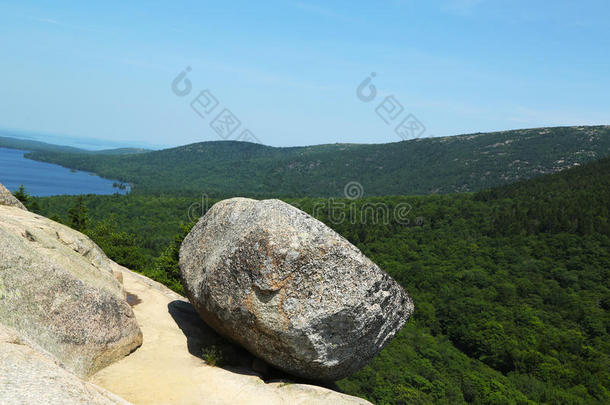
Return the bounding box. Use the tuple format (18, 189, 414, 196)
(12, 184, 29, 205)
(68, 196, 90, 231)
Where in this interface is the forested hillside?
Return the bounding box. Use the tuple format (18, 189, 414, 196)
(26, 155, 610, 404)
(26, 126, 610, 196)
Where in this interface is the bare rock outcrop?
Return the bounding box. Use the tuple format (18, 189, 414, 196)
(0, 324, 130, 405)
(0, 204, 142, 378)
(0, 183, 26, 210)
(179, 198, 413, 381)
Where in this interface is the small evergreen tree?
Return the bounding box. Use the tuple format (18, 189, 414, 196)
(12, 184, 40, 212)
(12, 184, 29, 205)
(68, 196, 90, 231)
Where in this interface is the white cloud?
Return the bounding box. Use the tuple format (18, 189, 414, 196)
(30, 16, 60, 25)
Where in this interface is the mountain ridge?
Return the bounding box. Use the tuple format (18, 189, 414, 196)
(24, 125, 610, 196)
(0, 135, 151, 155)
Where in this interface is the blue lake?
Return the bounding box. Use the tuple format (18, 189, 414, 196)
(0, 148, 128, 196)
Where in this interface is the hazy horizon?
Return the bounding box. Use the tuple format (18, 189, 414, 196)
(4, 124, 610, 152)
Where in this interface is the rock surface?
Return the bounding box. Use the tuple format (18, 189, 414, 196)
(0, 324, 130, 405)
(0, 182, 26, 210)
(179, 198, 413, 381)
(0, 204, 142, 378)
(92, 268, 372, 405)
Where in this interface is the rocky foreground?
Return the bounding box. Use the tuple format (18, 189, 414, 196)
(91, 267, 372, 405)
(0, 324, 129, 404)
(0, 204, 142, 378)
(0, 184, 375, 404)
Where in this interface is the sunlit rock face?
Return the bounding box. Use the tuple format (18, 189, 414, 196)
(0, 203, 142, 378)
(180, 197, 413, 381)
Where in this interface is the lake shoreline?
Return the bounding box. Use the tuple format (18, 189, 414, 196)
(0, 147, 130, 197)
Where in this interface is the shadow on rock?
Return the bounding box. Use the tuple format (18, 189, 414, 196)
(168, 300, 254, 372)
(167, 300, 340, 392)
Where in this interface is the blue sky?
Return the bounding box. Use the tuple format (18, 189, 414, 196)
(0, 0, 608, 148)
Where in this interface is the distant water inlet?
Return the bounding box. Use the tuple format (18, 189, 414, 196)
(0, 148, 129, 196)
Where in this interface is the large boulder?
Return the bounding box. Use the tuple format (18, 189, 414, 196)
(179, 198, 413, 381)
(0, 182, 26, 210)
(0, 204, 142, 378)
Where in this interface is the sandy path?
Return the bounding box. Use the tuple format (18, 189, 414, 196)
(90, 270, 370, 405)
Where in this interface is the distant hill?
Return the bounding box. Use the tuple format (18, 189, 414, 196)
(0, 136, 85, 153)
(0, 135, 150, 155)
(95, 148, 152, 155)
(25, 126, 610, 196)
